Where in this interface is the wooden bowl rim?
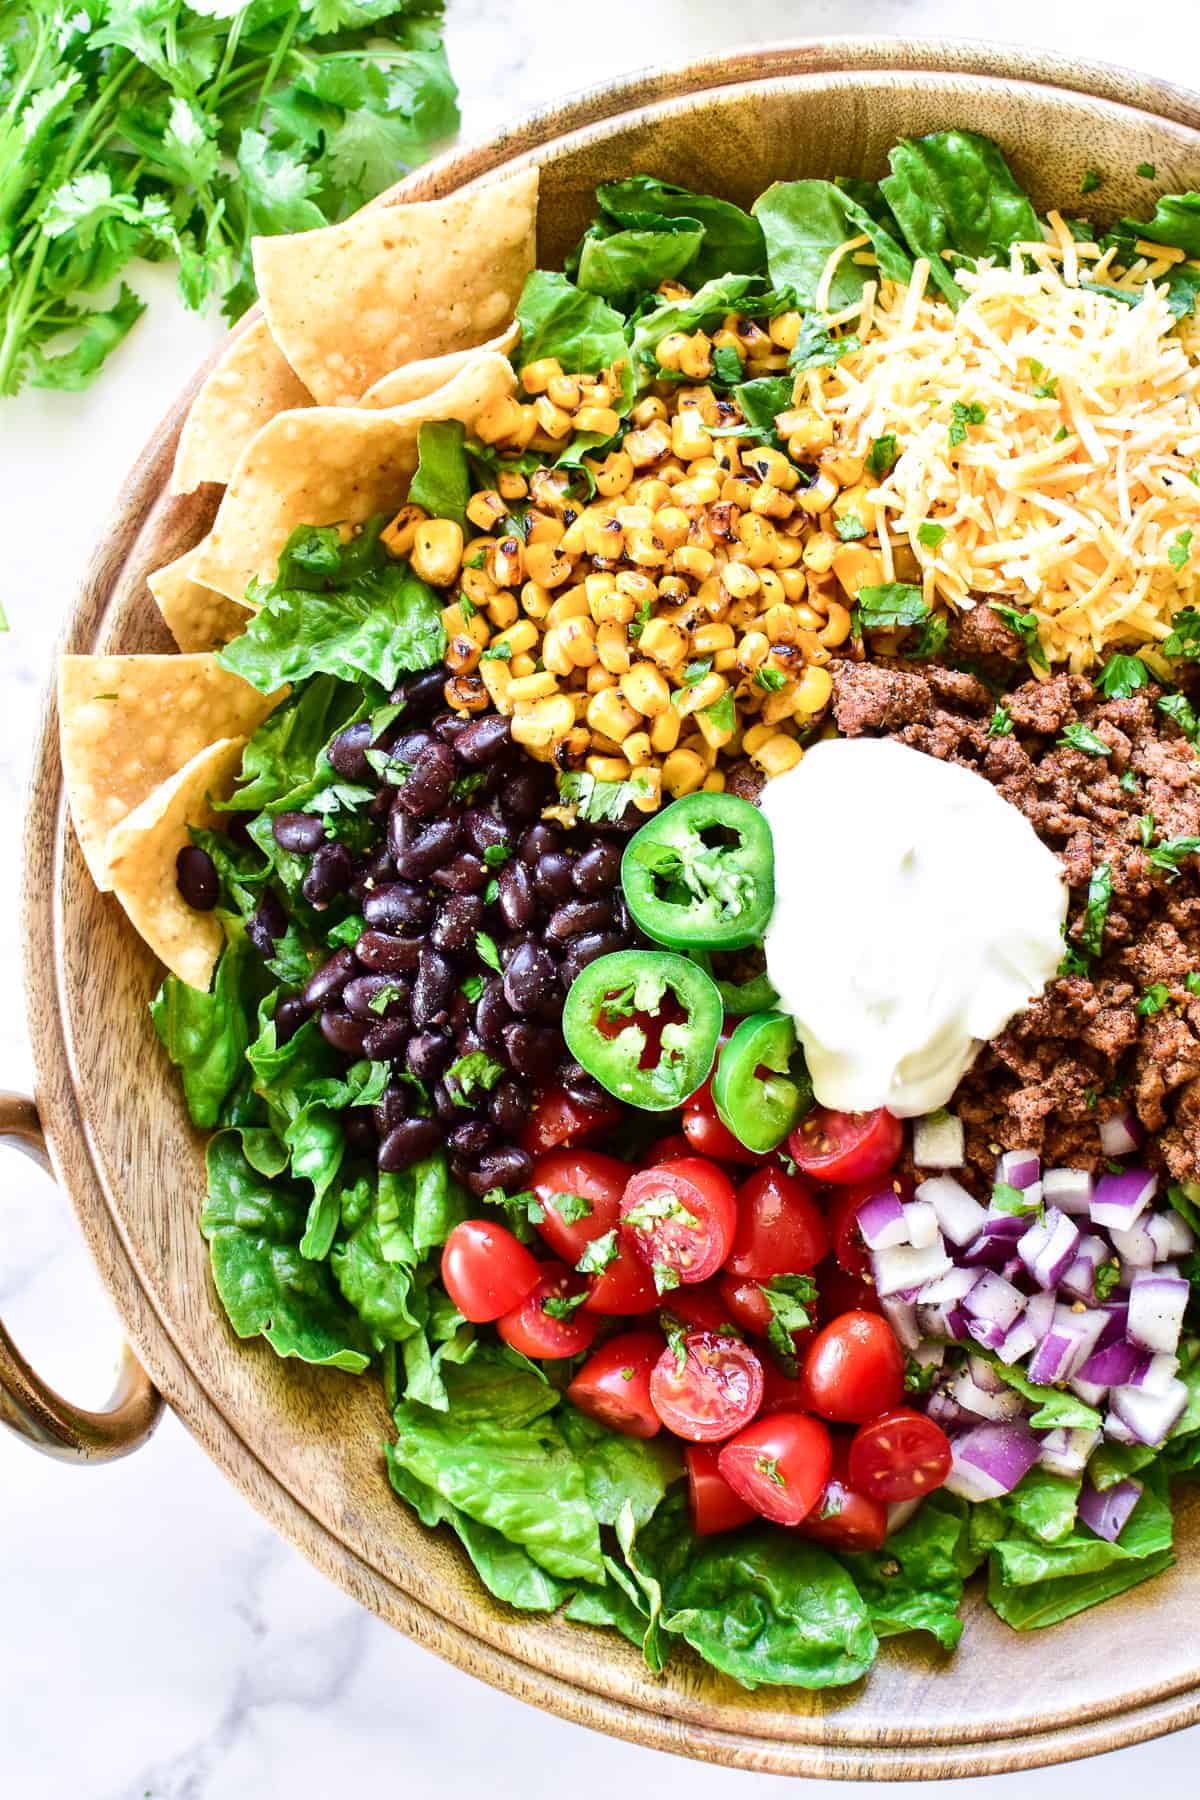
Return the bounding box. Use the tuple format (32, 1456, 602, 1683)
(22, 38, 1200, 1779)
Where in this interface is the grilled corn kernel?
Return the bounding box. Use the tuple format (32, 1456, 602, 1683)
(467, 490, 507, 531)
(675, 671, 727, 717)
(487, 536, 525, 587)
(656, 331, 691, 372)
(486, 591, 519, 630)
(445, 633, 481, 675)
(701, 770, 727, 792)
(592, 589, 636, 627)
(673, 474, 721, 509)
(444, 673, 488, 713)
(760, 687, 797, 725)
(820, 448, 866, 486)
(578, 514, 619, 560)
(819, 601, 853, 647)
(722, 561, 760, 601)
(510, 653, 537, 678)
(831, 543, 883, 600)
(596, 619, 632, 673)
(625, 527, 669, 568)
(553, 725, 590, 772)
(586, 687, 639, 742)
(768, 310, 803, 350)
(381, 503, 426, 557)
(654, 506, 690, 551)
(533, 394, 574, 440)
(480, 658, 514, 713)
(511, 695, 576, 751)
(587, 754, 632, 782)
(508, 670, 558, 704)
(475, 396, 527, 444)
(776, 407, 834, 454)
(662, 747, 707, 797)
(713, 647, 738, 673)
(742, 719, 775, 755)
(525, 511, 565, 548)
(687, 731, 719, 770)
(626, 422, 672, 467)
(678, 331, 713, 380)
(576, 405, 621, 437)
(543, 372, 581, 411)
(834, 484, 876, 532)
(523, 542, 573, 588)
(671, 412, 714, 462)
(541, 629, 574, 677)
(620, 661, 672, 717)
(520, 580, 552, 622)
(587, 665, 618, 693)
(442, 601, 489, 647)
(411, 519, 464, 587)
(753, 733, 803, 777)
(693, 621, 735, 654)
(793, 664, 834, 714)
(727, 598, 759, 630)
(547, 587, 591, 628)
(744, 447, 796, 490)
(796, 472, 839, 516)
(590, 449, 634, 497)
(489, 619, 538, 659)
(751, 484, 794, 521)
(623, 731, 653, 767)
(735, 514, 778, 566)
(461, 564, 498, 609)
(761, 603, 797, 644)
(649, 708, 681, 754)
(696, 706, 736, 751)
(674, 545, 716, 582)
(631, 766, 662, 812)
(559, 615, 598, 668)
(631, 396, 669, 426)
(639, 616, 689, 669)
(737, 630, 770, 672)
(803, 532, 837, 574)
(520, 357, 563, 395)
(497, 468, 528, 501)
(721, 476, 755, 509)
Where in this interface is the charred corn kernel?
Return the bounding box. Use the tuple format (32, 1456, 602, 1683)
(520, 357, 563, 395)
(820, 448, 865, 486)
(541, 629, 574, 677)
(623, 730, 652, 767)
(533, 394, 574, 440)
(480, 658, 514, 713)
(638, 616, 689, 669)
(461, 565, 499, 610)
(553, 725, 591, 771)
(631, 765, 662, 811)
(750, 483, 792, 520)
(545, 373, 581, 411)
(674, 545, 715, 581)
(520, 579, 552, 621)
(655, 331, 691, 372)
(793, 602, 825, 631)
(794, 664, 834, 713)
(736, 514, 778, 566)
(508, 671, 559, 704)
(707, 501, 739, 542)
(524, 542, 573, 588)
(673, 474, 721, 508)
(713, 646, 738, 673)
(712, 325, 746, 358)
(654, 506, 690, 550)
(497, 469, 528, 502)
(631, 396, 669, 426)
(744, 447, 797, 491)
(658, 575, 692, 605)
(616, 503, 653, 531)
(467, 489, 508, 531)
(633, 478, 673, 512)
(819, 601, 853, 647)
(779, 567, 808, 602)
(587, 687, 639, 742)
(442, 601, 489, 647)
(444, 633, 481, 674)
(381, 503, 426, 557)
(738, 630, 771, 671)
(625, 527, 669, 568)
(587, 664, 618, 693)
(834, 484, 876, 531)
(581, 514, 623, 559)
(444, 673, 488, 713)
(559, 515, 587, 555)
(589, 731, 626, 756)
(559, 615, 598, 668)
(693, 621, 735, 654)
(662, 747, 707, 797)
(671, 411, 714, 461)
(475, 396, 527, 444)
(596, 619, 632, 673)
(701, 770, 727, 792)
(411, 519, 464, 587)
(587, 754, 631, 782)
(526, 511, 565, 547)
(742, 718, 776, 755)
(592, 588, 636, 627)
(756, 570, 785, 609)
(567, 691, 592, 722)
(512, 695, 576, 751)
(678, 332, 712, 379)
(575, 405, 621, 437)
(763, 603, 799, 644)
(768, 310, 803, 350)
(832, 543, 883, 600)
(676, 671, 727, 717)
(753, 733, 803, 777)
(620, 661, 672, 717)
(774, 535, 804, 570)
(732, 315, 770, 353)
(776, 407, 834, 453)
(510, 652, 537, 678)
(722, 561, 761, 601)
(721, 476, 756, 509)
(590, 449, 634, 497)
(761, 686, 798, 726)
(626, 422, 672, 467)
(485, 590, 519, 630)
(547, 586, 591, 628)
(649, 708, 681, 753)
(803, 531, 837, 573)
(487, 536, 524, 587)
(796, 472, 839, 516)
(727, 597, 759, 630)
(696, 704, 735, 749)
(687, 731, 719, 770)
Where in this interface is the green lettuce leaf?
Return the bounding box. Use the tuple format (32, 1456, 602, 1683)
(221, 676, 365, 814)
(386, 1452, 569, 1612)
(1005, 1467, 1081, 1545)
(557, 1406, 682, 1529)
(629, 273, 795, 375)
(841, 1493, 970, 1651)
(880, 130, 1040, 305)
(987, 1552, 1175, 1630)
(989, 1467, 1172, 1589)
(408, 419, 470, 531)
(513, 270, 631, 400)
(988, 1359, 1103, 1430)
(1111, 190, 1200, 259)
(594, 176, 766, 283)
(575, 220, 705, 304)
(150, 933, 253, 1128)
(753, 179, 911, 308)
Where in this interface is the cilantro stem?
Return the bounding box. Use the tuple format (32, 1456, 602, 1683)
(0, 229, 49, 396)
(3, 10, 51, 128)
(251, 15, 299, 130)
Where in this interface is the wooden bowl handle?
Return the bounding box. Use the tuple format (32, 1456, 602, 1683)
(0, 1093, 163, 1462)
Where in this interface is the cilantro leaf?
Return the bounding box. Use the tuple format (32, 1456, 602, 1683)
(948, 400, 986, 447)
(1136, 983, 1171, 1017)
(1079, 861, 1113, 957)
(857, 583, 928, 629)
(1058, 722, 1110, 756)
(835, 514, 867, 542)
(988, 704, 1014, 737)
(991, 603, 1049, 671)
(917, 521, 947, 549)
(1158, 692, 1200, 743)
(1148, 836, 1200, 878)
(866, 434, 899, 479)
(1095, 653, 1149, 699)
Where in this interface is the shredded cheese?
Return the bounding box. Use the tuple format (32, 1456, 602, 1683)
(802, 240, 1200, 670)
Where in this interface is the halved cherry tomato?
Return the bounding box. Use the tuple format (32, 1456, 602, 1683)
(496, 1263, 599, 1359)
(529, 1149, 657, 1314)
(718, 1274, 818, 1361)
(649, 1328, 763, 1442)
(802, 1310, 905, 1424)
(621, 1156, 737, 1288)
(440, 1220, 541, 1323)
(817, 1260, 883, 1321)
(659, 1282, 736, 1335)
(521, 1086, 623, 1157)
(717, 1411, 833, 1526)
(788, 1107, 903, 1186)
(685, 1444, 757, 1536)
(681, 1068, 761, 1165)
(567, 1331, 664, 1438)
(726, 1166, 828, 1279)
(584, 1241, 659, 1315)
(796, 1439, 887, 1552)
(758, 1362, 813, 1416)
(848, 1407, 953, 1502)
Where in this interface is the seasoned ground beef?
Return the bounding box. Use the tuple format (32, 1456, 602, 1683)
(831, 650, 1200, 1185)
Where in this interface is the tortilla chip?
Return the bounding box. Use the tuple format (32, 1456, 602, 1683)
(147, 544, 251, 652)
(191, 351, 517, 602)
(107, 737, 247, 990)
(59, 654, 278, 891)
(359, 322, 519, 410)
(171, 316, 312, 495)
(253, 165, 537, 406)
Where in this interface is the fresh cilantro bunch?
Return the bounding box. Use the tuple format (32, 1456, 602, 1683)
(0, 1, 458, 396)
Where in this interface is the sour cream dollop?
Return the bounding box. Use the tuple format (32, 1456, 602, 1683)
(761, 737, 1068, 1118)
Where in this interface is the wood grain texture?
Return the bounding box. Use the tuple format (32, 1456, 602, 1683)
(20, 41, 1200, 1779)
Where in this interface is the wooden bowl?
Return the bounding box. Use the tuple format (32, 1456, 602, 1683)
(19, 38, 1200, 1780)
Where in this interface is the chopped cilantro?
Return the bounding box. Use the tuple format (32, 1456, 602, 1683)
(991, 603, 1048, 670)
(753, 666, 787, 692)
(992, 1181, 1043, 1220)
(1158, 692, 1200, 743)
(917, 521, 947, 549)
(1094, 1261, 1122, 1300)
(907, 613, 950, 659)
(1147, 835, 1200, 878)
(836, 514, 868, 542)
(1120, 769, 1139, 792)
(1095, 653, 1149, 699)
(1137, 982, 1171, 1017)
(629, 598, 652, 641)
(988, 704, 1014, 737)
(366, 983, 404, 1016)
(756, 1455, 787, 1488)
(475, 930, 502, 973)
(576, 1229, 619, 1275)
(1080, 861, 1113, 957)
(444, 1051, 505, 1104)
(542, 1290, 588, 1321)
(482, 842, 511, 868)
(857, 583, 927, 629)
(681, 659, 713, 686)
(1081, 168, 1104, 195)
(1139, 813, 1156, 847)
(551, 1193, 593, 1225)
(624, 1191, 699, 1234)
(1058, 721, 1110, 756)
(760, 1274, 818, 1372)
(702, 690, 736, 735)
(1137, 162, 1157, 179)
(866, 434, 899, 479)
(711, 344, 745, 386)
(1163, 608, 1200, 659)
(1169, 529, 1194, 573)
(484, 877, 500, 905)
(460, 974, 485, 1003)
(948, 400, 986, 448)
(1028, 358, 1059, 398)
(1188, 972, 1200, 996)
(481, 642, 513, 662)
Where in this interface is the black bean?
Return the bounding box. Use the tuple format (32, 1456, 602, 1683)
(561, 931, 626, 988)
(433, 711, 473, 747)
(342, 1108, 378, 1156)
(533, 850, 574, 905)
(504, 767, 544, 821)
(374, 1083, 414, 1135)
(475, 977, 511, 1047)
(454, 714, 512, 766)
(412, 945, 454, 1027)
(396, 741, 455, 817)
(354, 929, 420, 974)
(362, 882, 431, 931)
(366, 788, 393, 823)
(467, 1146, 533, 1198)
(302, 840, 354, 907)
(274, 996, 308, 1045)
(560, 1064, 612, 1111)
(245, 888, 287, 958)
(302, 947, 357, 1008)
(272, 811, 326, 854)
(519, 822, 561, 863)
(318, 1010, 371, 1055)
(455, 1025, 485, 1061)
(448, 1119, 496, 1158)
(503, 940, 558, 1014)
(498, 859, 535, 929)
(490, 1079, 530, 1136)
(379, 1118, 442, 1171)
(447, 988, 473, 1034)
(357, 846, 396, 889)
(394, 668, 447, 718)
(390, 813, 461, 876)
(327, 720, 373, 781)
(407, 1030, 453, 1081)
(462, 807, 510, 857)
(363, 1018, 411, 1060)
(343, 973, 407, 1020)
(431, 892, 484, 954)
(432, 1079, 466, 1123)
(175, 845, 218, 911)
(545, 898, 611, 945)
(432, 852, 486, 894)
(571, 841, 622, 895)
(501, 1021, 562, 1078)
(394, 728, 441, 764)
(611, 889, 633, 936)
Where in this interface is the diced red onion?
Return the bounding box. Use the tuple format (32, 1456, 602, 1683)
(872, 1239, 951, 1299)
(1099, 1108, 1144, 1157)
(917, 1175, 988, 1249)
(945, 1421, 1041, 1501)
(962, 1215, 1027, 1268)
(1090, 1169, 1157, 1231)
(1096, 1300, 1130, 1345)
(886, 1497, 924, 1535)
(927, 1386, 975, 1430)
(996, 1149, 1040, 1190)
(1127, 1271, 1189, 1355)
(880, 1294, 921, 1351)
(1111, 1377, 1188, 1446)
(1128, 1352, 1180, 1396)
(1150, 1210, 1196, 1259)
(947, 1366, 1026, 1421)
(1071, 1375, 1110, 1407)
(1059, 1234, 1110, 1303)
(966, 1354, 1008, 1393)
(903, 1199, 941, 1249)
(857, 1188, 909, 1251)
(1042, 1167, 1094, 1217)
(912, 1111, 964, 1171)
(1077, 1338, 1148, 1388)
(997, 1290, 1055, 1365)
(916, 1267, 981, 1342)
(911, 1339, 945, 1372)
(1017, 1206, 1082, 1290)
(1111, 1220, 1156, 1268)
(962, 1271, 1026, 1331)
(1039, 1426, 1100, 1477)
(1027, 1305, 1108, 1384)
(1102, 1409, 1139, 1445)
(1078, 1477, 1142, 1542)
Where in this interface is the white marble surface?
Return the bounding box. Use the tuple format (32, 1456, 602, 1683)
(3, 5, 1200, 1796)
